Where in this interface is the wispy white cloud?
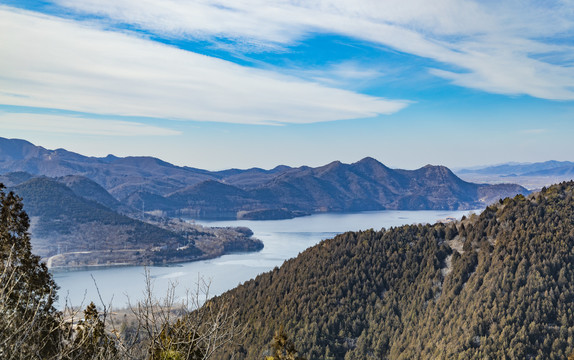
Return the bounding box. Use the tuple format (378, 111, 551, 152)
(0, 6, 407, 126)
(285, 61, 388, 89)
(0, 113, 181, 136)
(53, 0, 574, 100)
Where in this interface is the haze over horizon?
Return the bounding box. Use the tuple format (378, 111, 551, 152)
(1, 1, 573, 170)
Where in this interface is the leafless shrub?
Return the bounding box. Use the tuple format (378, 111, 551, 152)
(1, 257, 243, 360)
(119, 269, 245, 359)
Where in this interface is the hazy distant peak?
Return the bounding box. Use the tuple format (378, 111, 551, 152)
(0, 137, 35, 147)
(419, 164, 453, 170)
(0, 137, 46, 160)
(354, 157, 391, 171)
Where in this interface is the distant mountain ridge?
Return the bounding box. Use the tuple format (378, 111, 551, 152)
(0, 137, 215, 199)
(456, 160, 574, 190)
(457, 160, 574, 177)
(0, 137, 529, 219)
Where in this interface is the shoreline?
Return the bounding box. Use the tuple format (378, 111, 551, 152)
(47, 247, 264, 273)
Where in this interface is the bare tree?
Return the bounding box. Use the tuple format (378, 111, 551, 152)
(0, 184, 67, 359)
(118, 270, 245, 360)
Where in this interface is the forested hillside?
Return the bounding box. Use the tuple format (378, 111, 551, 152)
(214, 181, 574, 359)
(12, 176, 203, 266)
(0, 175, 262, 268)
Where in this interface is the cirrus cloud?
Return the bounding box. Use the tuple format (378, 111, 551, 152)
(52, 0, 574, 100)
(0, 6, 408, 126)
(0, 113, 181, 136)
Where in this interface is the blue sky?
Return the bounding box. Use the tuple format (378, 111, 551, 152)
(1, 0, 574, 170)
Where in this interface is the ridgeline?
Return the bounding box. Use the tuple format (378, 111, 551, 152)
(0, 137, 528, 220)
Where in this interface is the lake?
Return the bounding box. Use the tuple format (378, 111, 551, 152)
(52, 209, 477, 309)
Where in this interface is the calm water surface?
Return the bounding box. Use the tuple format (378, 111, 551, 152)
(52, 210, 476, 308)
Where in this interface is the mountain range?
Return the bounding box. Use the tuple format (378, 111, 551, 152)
(0, 137, 528, 220)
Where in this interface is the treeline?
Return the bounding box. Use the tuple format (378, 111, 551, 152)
(212, 181, 574, 359)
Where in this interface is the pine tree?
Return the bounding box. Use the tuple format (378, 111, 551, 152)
(150, 318, 205, 360)
(265, 325, 306, 360)
(70, 302, 118, 359)
(0, 184, 63, 359)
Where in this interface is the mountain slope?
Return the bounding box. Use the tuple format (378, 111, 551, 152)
(245, 159, 527, 214)
(58, 174, 122, 211)
(213, 182, 574, 359)
(5, 174, 264, 268)
(11, 177, 201, 263)
(166, 180, 258, 219)
(214, 165, 292, 188)
(0, 138, 216, 199)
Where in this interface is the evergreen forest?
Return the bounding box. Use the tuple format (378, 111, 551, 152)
(214, 181, 574, 359)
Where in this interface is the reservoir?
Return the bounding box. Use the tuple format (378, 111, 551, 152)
(52, 209, 475, 309)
